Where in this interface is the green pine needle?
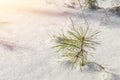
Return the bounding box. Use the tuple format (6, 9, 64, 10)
(52, 22, 100, 70)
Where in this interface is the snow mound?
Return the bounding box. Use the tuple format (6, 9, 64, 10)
(83, 62, 104, 72)
(100, 71, 120, 80)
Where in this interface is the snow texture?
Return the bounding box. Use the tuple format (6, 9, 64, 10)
(0, 0, 120, 80)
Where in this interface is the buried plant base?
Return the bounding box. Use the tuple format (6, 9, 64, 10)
(108, 6, 120, 16)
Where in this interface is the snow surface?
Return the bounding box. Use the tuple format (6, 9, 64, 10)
(0, 0, 120, 80)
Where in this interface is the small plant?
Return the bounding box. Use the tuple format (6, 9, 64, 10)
(84, 0, 100, 9)
(52, 20, 101, 70)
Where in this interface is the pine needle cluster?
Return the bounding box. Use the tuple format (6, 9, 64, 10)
(52, 22, 100, 69)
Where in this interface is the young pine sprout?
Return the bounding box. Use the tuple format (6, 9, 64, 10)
(52, 21, 100, 70)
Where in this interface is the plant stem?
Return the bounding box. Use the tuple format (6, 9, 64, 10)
(80, 37, 85, 66)
(77, 0, 89, 25)
(72, 37, 85, 68)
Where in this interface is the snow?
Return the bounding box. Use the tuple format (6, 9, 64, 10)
(0, 0, 120, 80)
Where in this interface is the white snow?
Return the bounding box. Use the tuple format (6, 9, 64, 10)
(0, 0, 120, 80)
